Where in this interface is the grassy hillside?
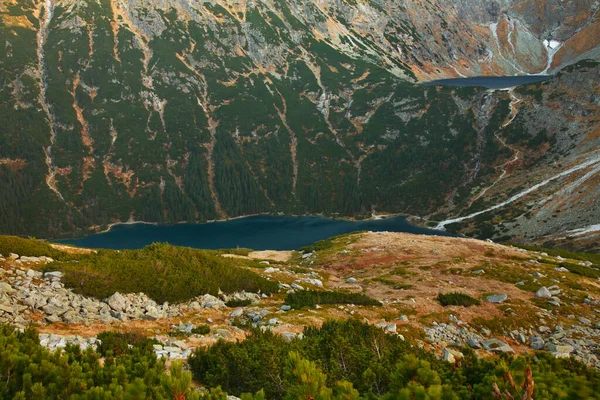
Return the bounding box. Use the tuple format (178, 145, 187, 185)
(48, 243, 279, 303)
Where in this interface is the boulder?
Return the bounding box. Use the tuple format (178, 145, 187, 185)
(535, 287, 552, 299)
(110, 310, 126, 320)
(385, 323, 397, 333)
(106, 292, 128, 312)
(486, 294, 508, 304)
(346, 277, 358, 283)
(44, 271, 63, 279)
(442, 348, 463, 363)
(42, 304, 67, 316)
(538, 326, 551, 333)
(175, 323, 193, 334)
(547, 343, 573, 358)
(44, 314, 61, 323)
(0, 304, 15, 314)
(529, 336, 545, 350)
(467, 338, 481, 349)
(481, 339, 513, 353)
(280, 305, 292, 311)
(230, 308, 244, 318)
(0, 282, 14, 294)
(303, 278, 323, 287)
(547, 298, 561, 307)
(26, 269, 41, 278)
(199, 294, 226, 309)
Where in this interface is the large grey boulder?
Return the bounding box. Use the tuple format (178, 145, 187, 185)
(42, 304, 67, 316)
(199, 294, 225, 309)
(535, 287, 552, 298)
(529, 336, 545, 350)
(547, 343, 573, 358)
(486, 294, 508, 304)
(481, 339, 513, 353)
(230, 308, 244, 318)
(106, 292, 128, 312)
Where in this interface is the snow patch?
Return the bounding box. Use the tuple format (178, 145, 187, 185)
(567, 224, 600, 237)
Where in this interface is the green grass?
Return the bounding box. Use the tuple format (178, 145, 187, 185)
(215, 248, 253, 256)
(298, 232, 362, 253)
(560, 262, 600, 279)
(0, 236, 79, 261)
(437, 292, 481, 307)
(285, 290, 381, 309)
(48, 243, 279, 303)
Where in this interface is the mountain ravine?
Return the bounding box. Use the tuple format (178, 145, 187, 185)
(0, 0, 599, 250)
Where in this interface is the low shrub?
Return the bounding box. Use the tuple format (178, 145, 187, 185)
(53, 243, 279, 303)
(285, 290, 381, 309)
(226, 299, 252, 307)
(96, 331, 160, 356)
(560, 262, 600, 279)
(437, 292, 480, 307)
(192, 325, 211, 335)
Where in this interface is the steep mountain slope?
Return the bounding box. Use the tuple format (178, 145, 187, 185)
(0, 0, 598, 247)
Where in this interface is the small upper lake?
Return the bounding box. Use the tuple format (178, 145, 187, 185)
(424, 75, 552, 89)
(57, 215, 453, 251)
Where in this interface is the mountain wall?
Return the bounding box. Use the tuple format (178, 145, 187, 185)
(0, 0, 598, 248)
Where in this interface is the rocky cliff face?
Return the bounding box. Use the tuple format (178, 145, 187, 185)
(0, 0, 598, 248)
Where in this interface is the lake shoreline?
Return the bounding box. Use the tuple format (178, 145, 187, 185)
(89, 211, 409, 237)
(58, 214, 453, 251)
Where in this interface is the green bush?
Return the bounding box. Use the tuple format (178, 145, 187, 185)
(560, 262, 600, 279)
(96, 331, 159, 356)
(189, 319, 600, 399)
(226, 299, 253, 307)
(0, 324, 201, 399)
(437, 292, 481, 307)
(52, 243, 279, 303)
(285, 290, 381, 309)
(192, 325, 212, 335)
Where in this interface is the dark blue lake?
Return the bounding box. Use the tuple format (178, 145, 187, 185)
(424, 75, 552, 89)
(57, 216, 452, 250)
